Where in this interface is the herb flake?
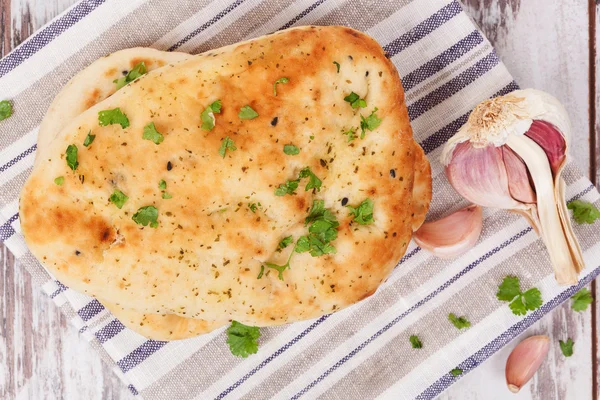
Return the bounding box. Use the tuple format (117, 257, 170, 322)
(239, 105, 258, 120)
(568, 200, 600, 224)
(283, 144, 300, 155)
(114, 62, 147, 90)
(409, 335, 422, 349)
(360, 108, 382, 138)
(109, 189, 129, 209)
(226, 321, 261, 358)
(273, 77, 289, 96)
(83, 131, 95, 147)
(0, 100, 13, 121)
(201, 100, 222, 131)
(219, 136, 237, 158)
(132, 205, 159, 228)
(65, 145, 79, 171)
(496, 276, 542, 316)
(344, 92, 367, 109)
(571, 288, 593, 312)
(98, 108, 130, 128)
(142, 122, 164, 144)
(559, 338, 574, 357)
(346, 198, 374, 225)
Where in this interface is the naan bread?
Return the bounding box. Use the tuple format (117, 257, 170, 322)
(21, 26, 431, 339)
(36, 48, 191, 165)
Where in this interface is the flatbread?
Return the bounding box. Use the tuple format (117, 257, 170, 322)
(21, 26, 431, 338)
(35, 47, 223, 340)
(411, 142, 432, 231)
(36, 48, 191, 166)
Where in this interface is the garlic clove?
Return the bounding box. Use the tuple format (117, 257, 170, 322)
(445, 142, 524, 210)
(505, 335, 550, 393)
(414, 205, 483, 259)
(502, 146, 537, 204)
(556, 179, 585, 272)
(524, 120, 566, 176)
(505, 134, 579, 284)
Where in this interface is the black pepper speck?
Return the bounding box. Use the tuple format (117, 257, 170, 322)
(121, 70, 128, 75)
(271, 117, 278, 126)
(75, 250, 81, 256)
(390, 169, 396, 178)
(167, 161, 173, 171)
(341, 197, 348, 206)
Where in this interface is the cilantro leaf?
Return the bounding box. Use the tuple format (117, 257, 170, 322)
(448, 313, 471, 330)
(132, 205, 159, 228)
(333, 61, 340, 73)
(158, 180, 167, 190)
(239, 105, 259, 120)
(283, 144, 300, 155)
(109, 189, 129, 209)
(296, 200, 339, 257)
(360, 108, 382, 138)
(496, 276, 522, 302)
(571, 288, 593, 312)
(273, 77, 289, 96)
(114, 62, 147, 90)
(342, 127, 357, 142)
(409, 335, 422, 349)
(346, 198, 374, 225)
(0, 100, 13, 121)
(274, 179, 299, 196)
(522, 288, 543, 311)
(226, 321, 261, 358)
(219, 136, 237, 158)
(567, 200, 600, 224)
(98, 108, 130, 128)
(54, 176, 65, 186)
(559, 338, 574, 357)
(201, 100, 222, 131)
(264, 261, 289, 280)
(497, 276, 542, 316)
(304, 199, 326, 225)
(83, 131, 95, 147)
(257, 265, 265, 279)
(142, 122, 164, 145)
(344, 92, 367, 109)
(299, 167, 322, 192)
(248, 202, 261, 213)
(65, 144, 79, 171)
(162, 192, 172, 199)
(279, 235, 293, 249)
(451, 368, 463, 377)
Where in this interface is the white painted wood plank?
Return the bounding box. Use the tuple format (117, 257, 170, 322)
(444, 1, 594, 399)
(1, 0, 132, 399)
(1, 0, 593, 399)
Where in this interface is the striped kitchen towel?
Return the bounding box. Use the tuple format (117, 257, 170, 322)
(1, 0, 599, 399)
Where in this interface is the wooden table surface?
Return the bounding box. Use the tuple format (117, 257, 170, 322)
(0, 0, 598, 399)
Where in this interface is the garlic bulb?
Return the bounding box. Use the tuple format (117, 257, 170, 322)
(505, 335, 550, 393)
(441, 89, 584, 285)
(414, 205, 483, 259)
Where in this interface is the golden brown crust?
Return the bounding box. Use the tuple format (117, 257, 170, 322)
(21, 26, 429, 337)
(411, 142, 432, 231)
(101, 300, 226, 340)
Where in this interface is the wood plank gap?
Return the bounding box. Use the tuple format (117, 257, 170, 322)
(589, 1, 598, 400)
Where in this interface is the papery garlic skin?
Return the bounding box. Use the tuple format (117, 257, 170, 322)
(505, 335, 550, 393)
(441, 89, 584, 285)
(414, 205, 482, 259)
(441, 89, 571, 163)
